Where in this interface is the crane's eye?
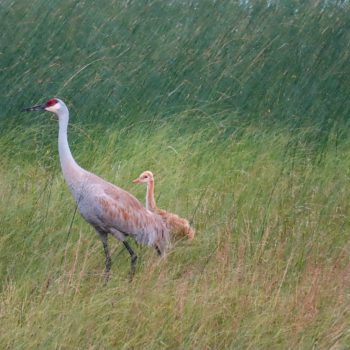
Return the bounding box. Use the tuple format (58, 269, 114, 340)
(46, 98, 58, 107)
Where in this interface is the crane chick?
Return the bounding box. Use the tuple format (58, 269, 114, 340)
(133, 171, 195, 240)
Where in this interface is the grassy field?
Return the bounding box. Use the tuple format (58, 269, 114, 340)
(1, 1, 350, 349)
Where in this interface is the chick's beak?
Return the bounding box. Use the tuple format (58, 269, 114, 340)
(22, 103, 46, 112)
(133, 178, 141, 184)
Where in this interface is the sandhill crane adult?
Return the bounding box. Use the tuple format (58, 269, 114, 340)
(23, 99, 169, 279)
(133, 171, 195, 240)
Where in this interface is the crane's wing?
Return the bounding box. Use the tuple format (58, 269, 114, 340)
(77, 173, 168, 247)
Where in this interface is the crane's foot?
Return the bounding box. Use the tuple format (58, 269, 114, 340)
(128, 254, 138, 282)
(103, 270, 110, 285)
(103, 257, 112, 284)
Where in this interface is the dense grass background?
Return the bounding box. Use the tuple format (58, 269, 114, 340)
(2, 0, 350, 348)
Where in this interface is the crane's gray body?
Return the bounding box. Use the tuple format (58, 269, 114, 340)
(68, 169, 168, 253)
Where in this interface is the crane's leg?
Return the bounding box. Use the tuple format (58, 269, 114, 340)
(97, 231, 111, 283)
(123, 241, 138, 280)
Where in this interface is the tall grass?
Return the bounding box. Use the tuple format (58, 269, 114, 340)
(1, 1, 350, 349)
(2, 1, 350, 128)
(1, 119, 350, 348)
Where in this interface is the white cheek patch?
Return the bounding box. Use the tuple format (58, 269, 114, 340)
(45, 104, 59, 112)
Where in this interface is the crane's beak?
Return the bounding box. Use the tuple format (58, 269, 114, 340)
(133, 178, 141, 184)
(22, 103, 46, 112)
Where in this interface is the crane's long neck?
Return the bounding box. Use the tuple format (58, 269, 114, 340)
(146, 180, 157, 211)
(58, 108, 82, 185)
